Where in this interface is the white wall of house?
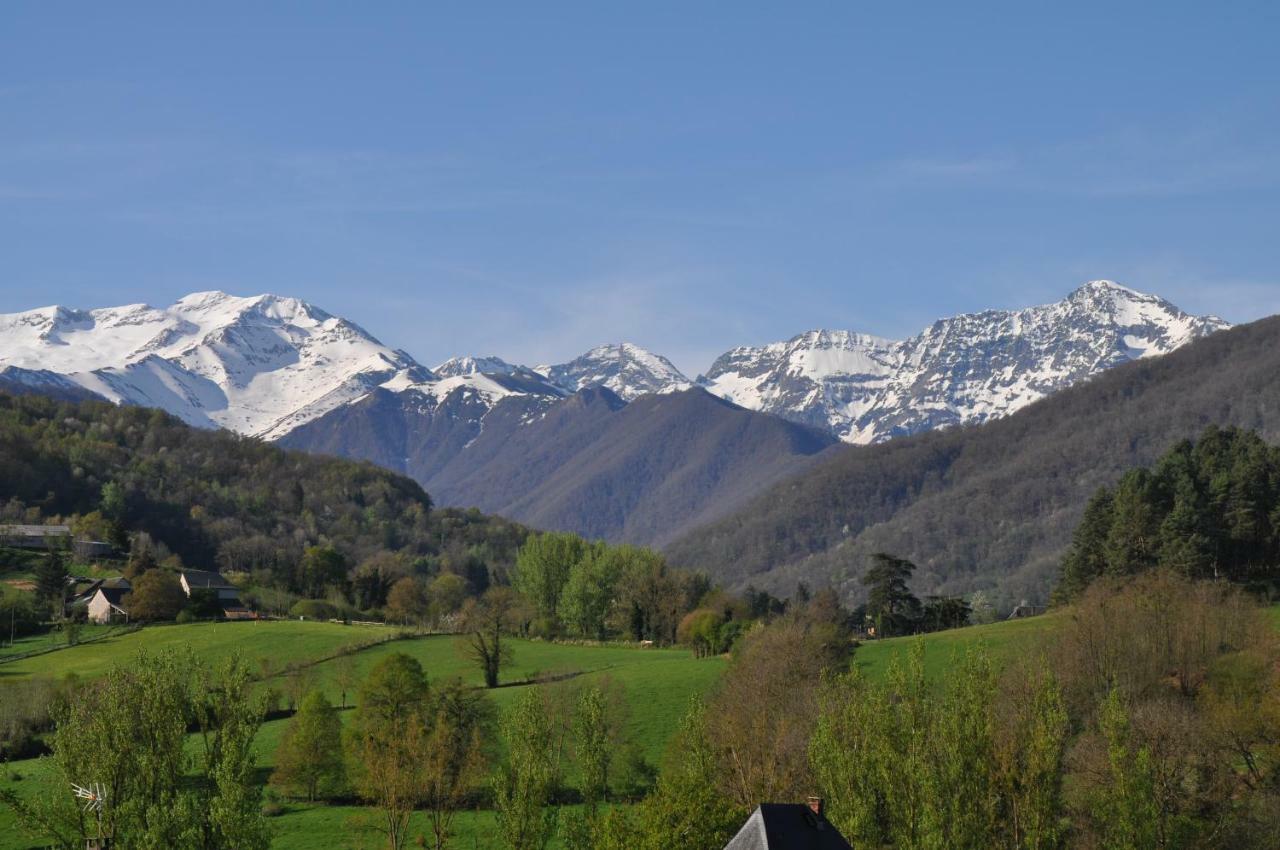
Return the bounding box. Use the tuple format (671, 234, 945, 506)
(87, 590, 115, 624)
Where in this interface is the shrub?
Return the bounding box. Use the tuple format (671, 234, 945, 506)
(288, 599, 339, 621)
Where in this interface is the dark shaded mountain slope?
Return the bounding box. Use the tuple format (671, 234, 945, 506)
(285, 385, 839, 547)
(431, 388, 839, 547)
(278, 382, 554, 484)
(664, 315, 1280, 609)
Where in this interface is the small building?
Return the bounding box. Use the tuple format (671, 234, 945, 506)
(179, 569, 253, 619)
(0, 524, 72, 549)
(1007, 601, 1046, 620)
(724, 799, 852, 850)
(221, 606, 258, 621)
(0, 524, 113, 558)
(179, 569, 240, 603)
(69, 576, 131, 609)
(87, 586, 130, 624)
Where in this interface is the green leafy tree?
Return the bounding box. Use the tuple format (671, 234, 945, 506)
(428, 572, 469, 624)
(559, 547, 621, 639)
(572, 686, 613, 811)
(0, 648, 269, 850)
(354, 652, 430, 731)
(1093, 689, 1159, 850)
(125, 569, 187, 621)
(631, 698, 740, 850)
(493, 689, 560, 850)
(513, 532, 588, 628)
(995, 664, 1069, 850)
(612, 546, 685, 644)
(347, 653, 431, 850)
(811, 642, 1008, 849)
(421, 680, 492, 850)
(676, 608, 724, 657)
(298, 545, 347, 599)
(271, 690, 345, 801)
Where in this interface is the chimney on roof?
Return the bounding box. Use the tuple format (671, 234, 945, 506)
(807, 796, 823, 817)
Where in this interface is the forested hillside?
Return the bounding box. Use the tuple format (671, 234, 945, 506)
(0, 392, 527, 589)
(1057, 426, 1280, 598)
(666, 315, 1280, 609)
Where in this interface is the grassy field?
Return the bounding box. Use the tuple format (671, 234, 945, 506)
(0, 620, 399, 681)
(0, 623, 124, 661)
(3, 605, 1275, 849)
(0, 622, 725, 850)
(853, 611, 1066, 681)
(855, 603, 1280, 683)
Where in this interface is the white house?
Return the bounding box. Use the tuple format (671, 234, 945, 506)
(87, 586, 130, 624)
(179, 569, 240, 603)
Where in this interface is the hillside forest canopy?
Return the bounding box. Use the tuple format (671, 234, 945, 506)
(1058, 425, 1280, 600)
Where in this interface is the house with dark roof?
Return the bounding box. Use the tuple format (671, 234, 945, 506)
(179, 569, 240, 602)
(87, 585, 130, 624)
(724, 799, 852, 850)
(69, 576, 131, 609)
(179, 568, 255, 618)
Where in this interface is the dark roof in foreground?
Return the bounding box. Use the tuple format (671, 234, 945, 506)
(724, 804, 852, 850)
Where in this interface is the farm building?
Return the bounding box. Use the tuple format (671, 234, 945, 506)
(0, 524, 113, 557)
(87, 585, 130, 624)
(179, 569, 240, 602)
(179, 568, 254, 618)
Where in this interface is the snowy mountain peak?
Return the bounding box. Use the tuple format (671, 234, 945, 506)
(0, 291, 423, 438)
(700, 281, 1229, 443)
(538, 342, 692, 401)
(0, 280, 1231, 450)
(433, 355, 522, 378)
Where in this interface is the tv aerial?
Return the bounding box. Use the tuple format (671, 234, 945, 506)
(72, 781, 106, 812)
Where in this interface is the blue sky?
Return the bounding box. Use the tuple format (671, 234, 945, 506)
(3, 2, 1279, 374)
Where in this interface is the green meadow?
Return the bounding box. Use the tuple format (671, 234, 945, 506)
(3, 606, 1276, 849)
(0, 621, 725, 850)
(853, 611, 1066, 681)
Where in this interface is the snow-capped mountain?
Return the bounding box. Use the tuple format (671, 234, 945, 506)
(537, 343, 692, 401)
(433, 355, 524, 379)
(0, 281, 1229, 453)
(699, 281, 1230, 443)
(0, 291, 559, 439)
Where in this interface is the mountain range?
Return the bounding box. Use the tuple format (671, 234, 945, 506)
(0, 281, 1231, 564)
(666, 314, 1280, 609)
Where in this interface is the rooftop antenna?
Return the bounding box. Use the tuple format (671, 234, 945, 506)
(71, 782, 108, 849)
